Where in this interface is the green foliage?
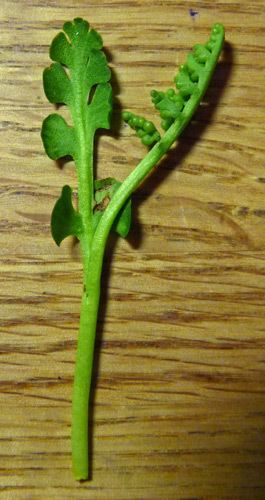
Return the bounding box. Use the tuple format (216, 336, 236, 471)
(41, 18, 225, 480)
(43, 63, 72, 105)
(174, 23, 224, 99)
(51, 185, 83, 246)
(175, 65, 197, 97)
(41, 17, 114, 243)
(87, 83, 112, 134)
(41, 114, 77, 160)
(122, 111, 160, 146)
(124, 23, 225, 137)
(151, 89, 184, 130)
(41, 17, 112, 165)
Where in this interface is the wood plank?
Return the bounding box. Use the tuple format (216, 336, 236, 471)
(1, 1, 265, 498)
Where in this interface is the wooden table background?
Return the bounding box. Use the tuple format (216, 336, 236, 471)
(1, 0, 265, 498)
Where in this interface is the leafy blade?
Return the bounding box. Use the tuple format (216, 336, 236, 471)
(50, 31, 73, 67)
(87, 83, 112, 133)
(43, 63, 72, 105)
(86, 50, 111, 90)
(113, 197, 131, 238)
(51, 185, 83, 246)
(42, 17, 112, 170)
(41, 114, 77, 160)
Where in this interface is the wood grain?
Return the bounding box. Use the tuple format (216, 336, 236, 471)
(1, 0, 265, 498)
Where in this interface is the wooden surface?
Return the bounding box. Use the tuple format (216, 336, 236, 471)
(1, 1, 265, 498)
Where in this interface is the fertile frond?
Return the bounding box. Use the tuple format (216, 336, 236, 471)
(151, 89, 184, 130)
(122, 111, 160, 147)
(150, 23, 225, 132)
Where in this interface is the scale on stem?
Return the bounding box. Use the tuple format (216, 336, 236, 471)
(41, 18, 225, 480)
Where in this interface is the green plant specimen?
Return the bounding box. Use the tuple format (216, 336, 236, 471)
(41, 18, 225, 480)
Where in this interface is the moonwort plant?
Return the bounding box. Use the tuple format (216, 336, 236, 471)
(41, 18, 225, 480)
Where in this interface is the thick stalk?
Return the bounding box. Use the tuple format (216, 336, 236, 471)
(70, 61, 95, 261)
(72, 250, 103, 480)
(71, 70, 99, 478)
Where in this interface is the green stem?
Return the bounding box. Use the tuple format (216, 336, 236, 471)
(71, 63, 94, 259)
(72, 251, 103, 480)
(71, 63, 99, 480)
